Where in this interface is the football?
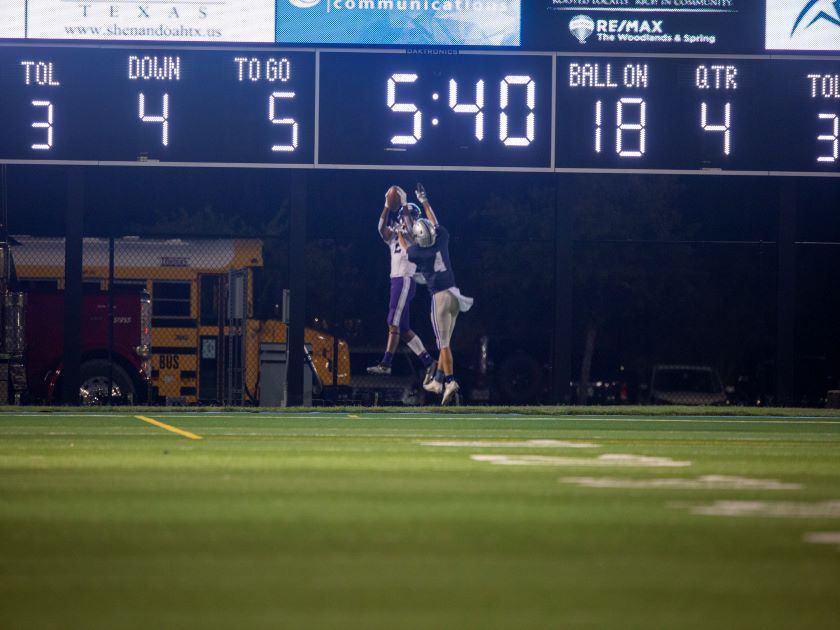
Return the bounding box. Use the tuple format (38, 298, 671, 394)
(385, 186, 404, 211)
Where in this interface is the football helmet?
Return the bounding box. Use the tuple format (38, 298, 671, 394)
(403, 202, 421, 222)
(412, 218, 437, 248)
(388, 203, 421, 230)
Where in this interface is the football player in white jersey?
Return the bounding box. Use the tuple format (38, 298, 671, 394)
(398, 184, 473, 405)
(367, 186, 437, 385)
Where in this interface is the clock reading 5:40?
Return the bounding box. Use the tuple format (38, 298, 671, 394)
(387, 73, 537, 148)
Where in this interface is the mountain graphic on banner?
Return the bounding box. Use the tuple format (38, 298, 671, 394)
(791, 0, 840, 35)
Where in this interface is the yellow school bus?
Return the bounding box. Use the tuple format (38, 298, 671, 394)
(12, 236, 350, 404)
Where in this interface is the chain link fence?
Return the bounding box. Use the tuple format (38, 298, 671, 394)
(2, 168, 838, 407)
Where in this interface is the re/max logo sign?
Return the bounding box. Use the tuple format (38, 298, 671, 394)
(596, 19, 664, 34)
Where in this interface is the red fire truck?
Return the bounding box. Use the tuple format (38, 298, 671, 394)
(24, 289, 152, 404)
(1, 239, 152, 404)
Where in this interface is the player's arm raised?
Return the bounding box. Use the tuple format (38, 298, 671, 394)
(378, 203, 393, 242)
(380, 186, 408, 241)
(415, 183, 439, 226)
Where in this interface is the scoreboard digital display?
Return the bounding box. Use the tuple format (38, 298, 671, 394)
(0, 48, 317, 164)
(554, 58, 839, 173)
(0, 45, 838, 175)
(555, 58, 767, 171)
(318, 52, 553, 168)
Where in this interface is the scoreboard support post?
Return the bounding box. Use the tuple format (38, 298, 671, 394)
(61, 168, 84, 406)
(552, 177, 572, 405)
(776, 180, 797, 407)
(286, 171, 307, 407)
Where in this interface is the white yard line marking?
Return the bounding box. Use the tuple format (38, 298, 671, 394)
(688, 500, 840, 518)
(561, 475, 801, 490)
(803, 532, 840, 550)
(420, 439, 599, 448)
(471, 453, 691, 467)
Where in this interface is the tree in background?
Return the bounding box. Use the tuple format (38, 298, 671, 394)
(569, 175, 691, 403)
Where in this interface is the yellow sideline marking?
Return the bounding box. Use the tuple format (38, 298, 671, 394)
(134, 415, 202, 440)
(348, 414, 361, 419)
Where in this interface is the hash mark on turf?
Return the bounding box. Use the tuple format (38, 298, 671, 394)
(804, 532, 840, 550)
(420, 439, 599, 448)
(472, 454, 691, 467)
(561, 475, 801, 490)
(688, 500, 840, 518)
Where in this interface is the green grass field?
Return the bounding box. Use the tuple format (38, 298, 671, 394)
(2, 410, 840, 629)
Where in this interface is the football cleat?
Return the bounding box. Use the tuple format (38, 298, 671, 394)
(442, 380, 460, 405)
(423, 379, 443, 394)
(423, 361, 438, 387)
(366, 363, 392, 375)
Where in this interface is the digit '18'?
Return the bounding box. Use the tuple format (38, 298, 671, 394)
(593, 98, 646, 157)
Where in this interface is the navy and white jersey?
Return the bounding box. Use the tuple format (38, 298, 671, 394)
(407, 224, 455, 295)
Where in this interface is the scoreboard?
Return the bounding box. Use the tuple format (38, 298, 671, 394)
(1, 45, 838, 175)
(556, 57, 840, 173)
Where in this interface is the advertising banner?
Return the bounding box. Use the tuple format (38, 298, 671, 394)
(25, 0, 276, 42)
(276, 0, 521, 46)
(0, 1, 26, 39)
(528, 0, 762, 53)
(766, 0, 840, 51)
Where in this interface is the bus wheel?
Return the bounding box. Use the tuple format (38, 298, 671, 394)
(79, 360, 136, 406)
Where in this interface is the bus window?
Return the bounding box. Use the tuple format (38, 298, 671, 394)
(200, 275, 221, 326)
(111, 280, 148, 294)
(16, 279, 59, 292)
(152, 281, 191, 318)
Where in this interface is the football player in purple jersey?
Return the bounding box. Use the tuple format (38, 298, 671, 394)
(367, 186, 437, 386)
(398, 184, 473, 405)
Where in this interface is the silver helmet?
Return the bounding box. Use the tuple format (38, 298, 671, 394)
(412, 218, 437, 248)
